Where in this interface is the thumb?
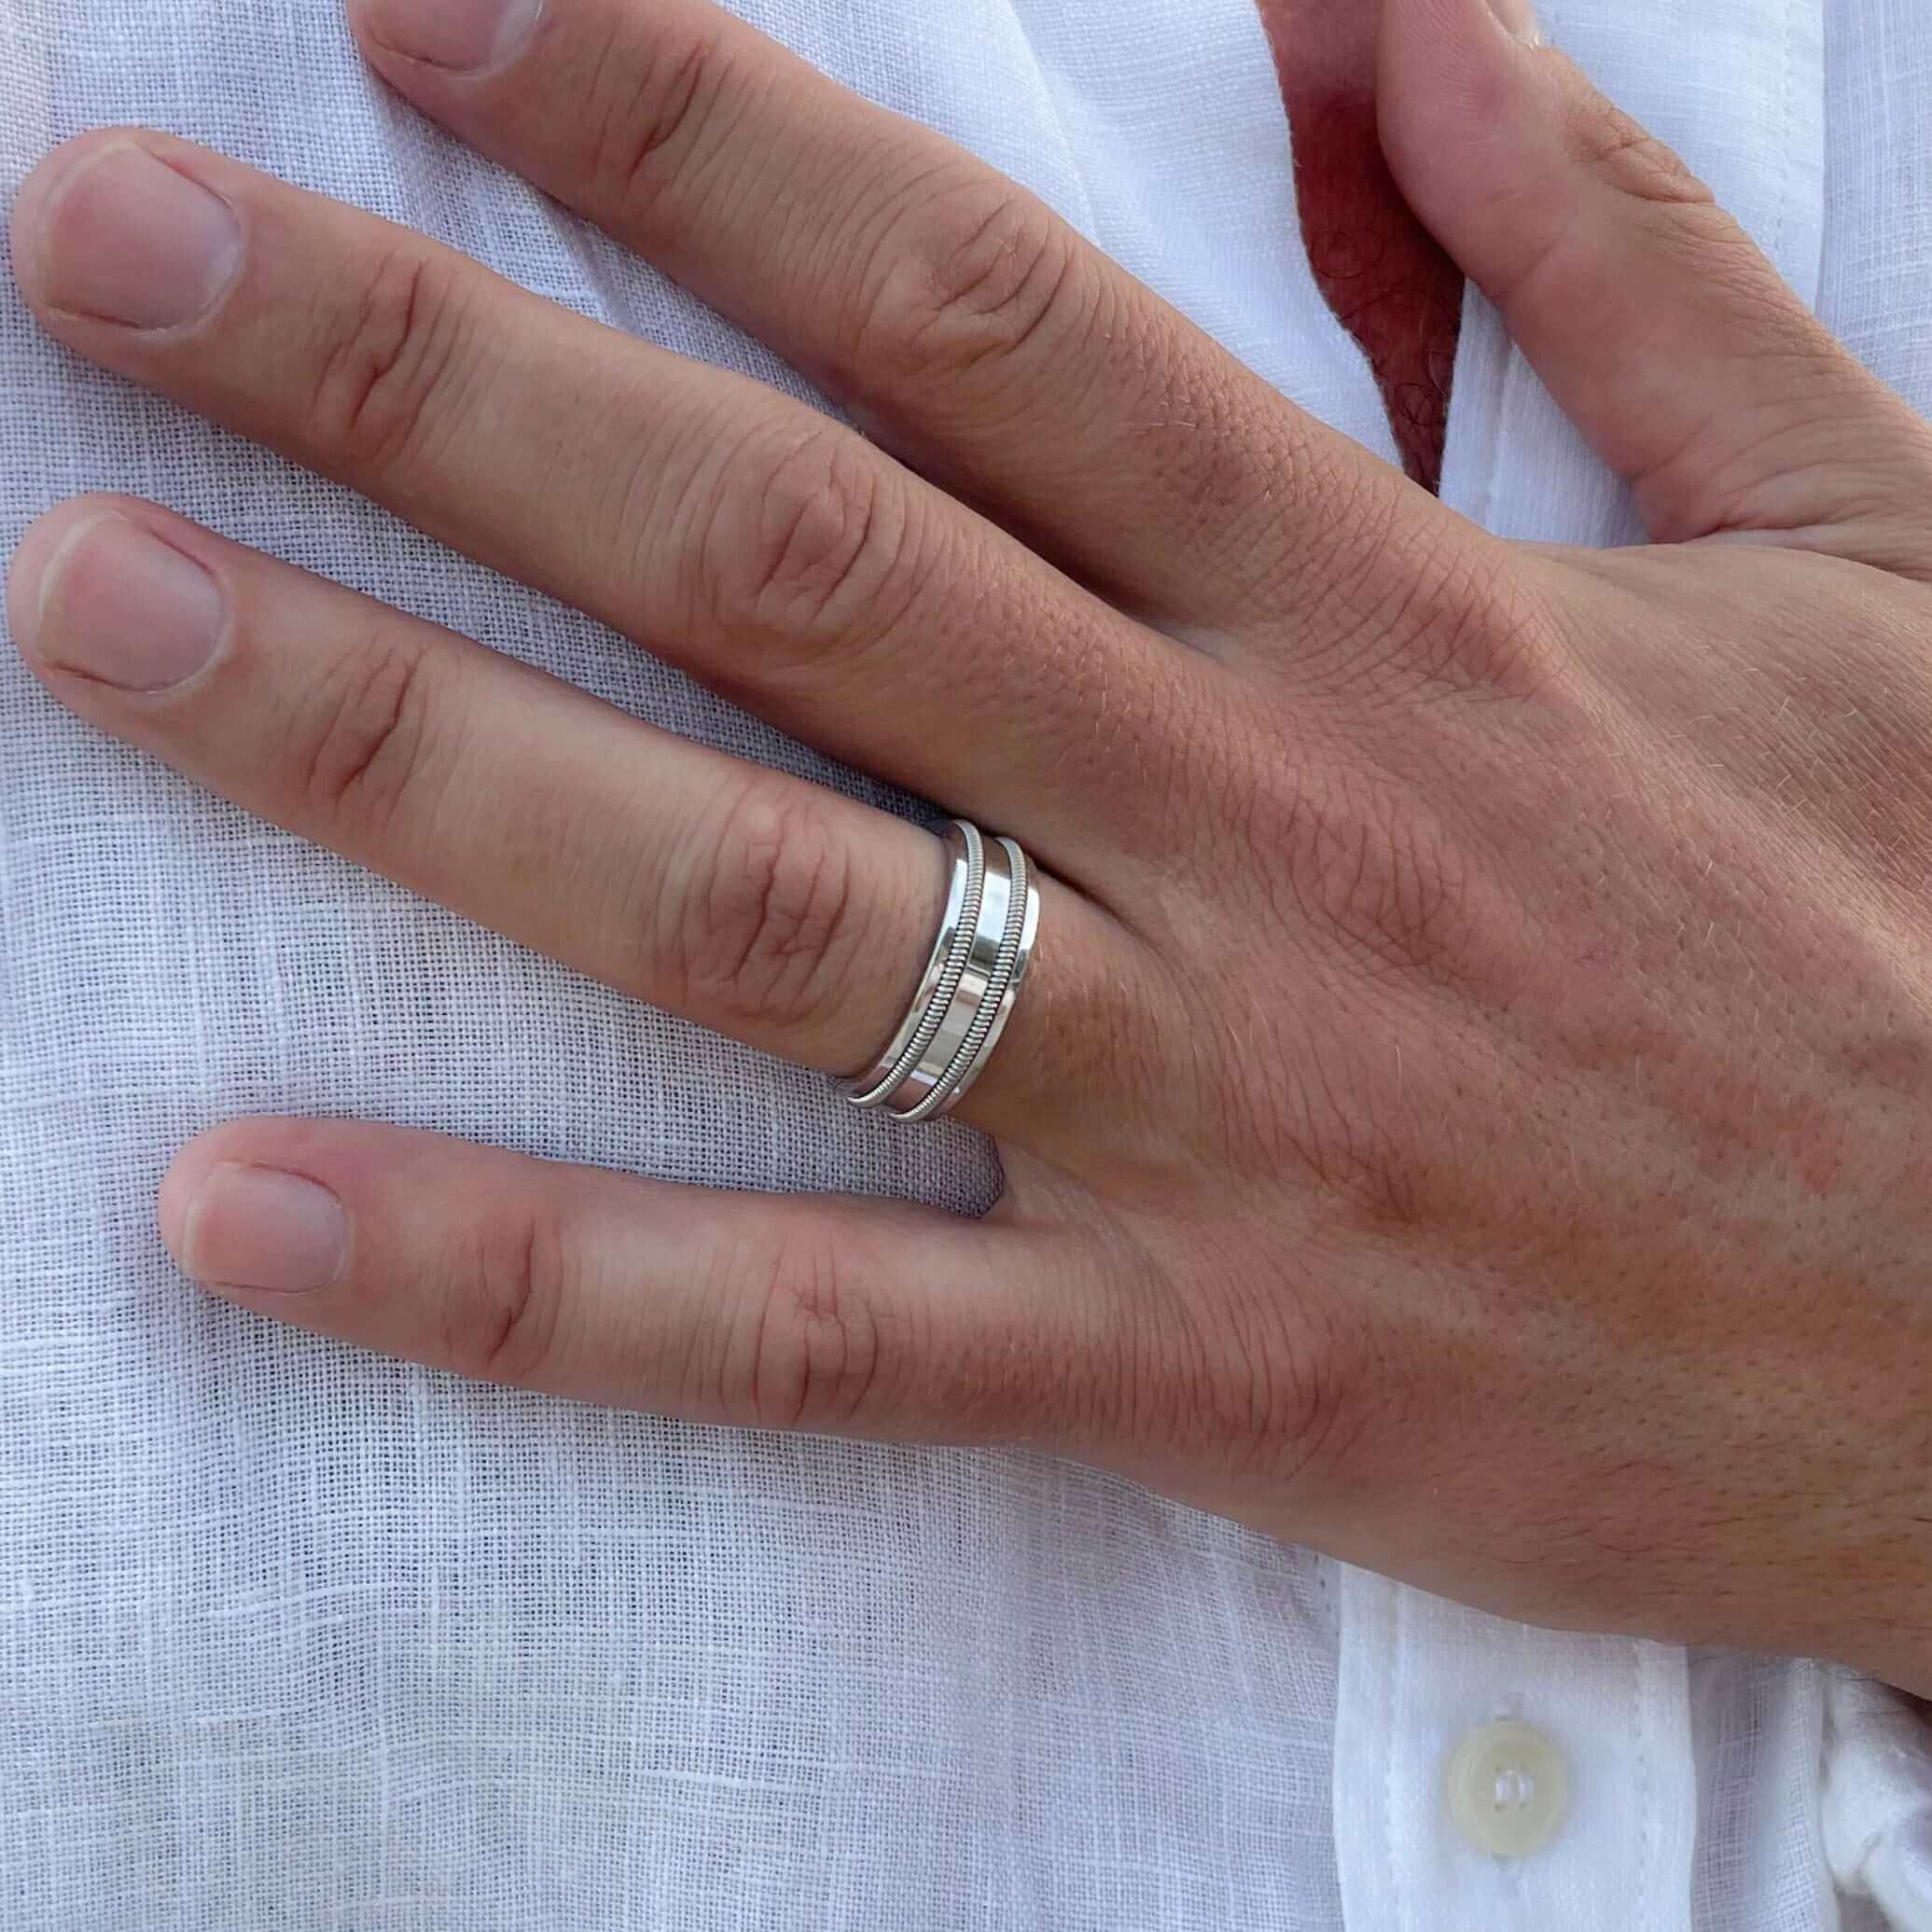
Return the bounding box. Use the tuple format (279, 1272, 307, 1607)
(1378, 0, 1932, 575)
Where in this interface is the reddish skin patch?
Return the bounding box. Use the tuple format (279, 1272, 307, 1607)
(1797, 1146, 1843, 1197)
(1254, 0, 1464, 490)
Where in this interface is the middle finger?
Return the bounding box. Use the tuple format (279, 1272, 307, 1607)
(9, 129, 1195, 894)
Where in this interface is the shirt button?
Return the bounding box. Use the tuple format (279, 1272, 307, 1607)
(1445, 1721, 1570, 1859)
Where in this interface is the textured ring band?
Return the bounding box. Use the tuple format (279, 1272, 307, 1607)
(886, 836, 1017, 1117)
(924, 837, 1039, 1119)
(841, 819, 1040, 1121)
(842, 821, 984, 1109)
(899, 838, 1033, 1122)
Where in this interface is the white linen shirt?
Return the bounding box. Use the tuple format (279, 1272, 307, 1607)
(2, 1, 1929, 1926)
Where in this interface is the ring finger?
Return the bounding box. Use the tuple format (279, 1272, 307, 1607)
(6, 496, 1149, 1156)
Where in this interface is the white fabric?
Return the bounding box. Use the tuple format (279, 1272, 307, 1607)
(1825, 1675, 1932, 1930)
(0, 0, 1927, 1926)
(1332, 1573, 1698, 1927)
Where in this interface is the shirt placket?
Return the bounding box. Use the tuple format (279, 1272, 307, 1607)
(1331, 1564, 1696, 1929)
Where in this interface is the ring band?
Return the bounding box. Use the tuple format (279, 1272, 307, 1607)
(843, 821, 985, 1109)
(843, 820, 1041, 1120)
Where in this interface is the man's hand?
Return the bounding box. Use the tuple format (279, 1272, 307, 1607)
(10, 0, 1932, 1686)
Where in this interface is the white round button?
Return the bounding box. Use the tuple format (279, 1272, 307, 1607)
(1445, 1721, 1570, 1859)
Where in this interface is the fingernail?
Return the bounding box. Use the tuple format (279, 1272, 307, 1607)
(177, 1166, 347, 1294)
(1487, 0, 1542, 42)
(17, 143, 242, 329)
(12, 513, 225, 690)
(357, 0, 545, 71)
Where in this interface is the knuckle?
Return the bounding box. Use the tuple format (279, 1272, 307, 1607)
(298, 628, 436, 833)
(1298, 524, 1560, 707)
(857, 173, 1091, 384)
(1250, 756, 1486, 987)
(311, 248, 470, 472)
(674, 777, 862, 1031)
(1566, 97, 1713, 212)
(454, 1203, 570, 1388)
(702, 425, 906, 640)
(722, 1221, 884, 1432)
(1396, 604, 1557, 723)
(584, 22, 729, 213)
(1120, 1263, 1371, 1497)
(1210, 1289, 1368, 1492)
(1402, 544, 1561, 702)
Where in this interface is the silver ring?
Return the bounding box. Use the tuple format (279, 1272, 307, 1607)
(842, 821, 985, 1108)
(842, 819, 1041, 1121)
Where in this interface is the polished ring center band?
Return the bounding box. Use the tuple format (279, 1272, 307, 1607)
(843, 819, 1041, 1120)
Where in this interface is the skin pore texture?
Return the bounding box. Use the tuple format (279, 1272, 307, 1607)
(1258, 0, 1464, 487)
